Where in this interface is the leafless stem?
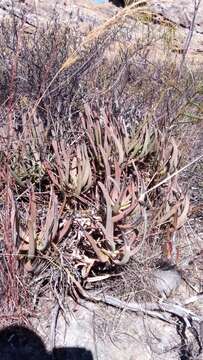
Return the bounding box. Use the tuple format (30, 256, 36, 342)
(179, 0, 202, 75)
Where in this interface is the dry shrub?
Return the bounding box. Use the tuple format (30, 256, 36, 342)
(0, 7, 203, 319)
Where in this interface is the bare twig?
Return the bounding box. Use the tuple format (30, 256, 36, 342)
(99, 294, 203, 323)
(139, 154, 203, 201)
(179, 0, 202, 74)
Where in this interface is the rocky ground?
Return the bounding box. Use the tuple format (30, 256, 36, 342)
(0, 0, 203, 58)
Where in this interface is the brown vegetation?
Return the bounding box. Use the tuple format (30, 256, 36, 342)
(0, 4, 202, 328)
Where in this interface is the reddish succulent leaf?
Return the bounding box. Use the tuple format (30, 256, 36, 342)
(112, 183, 137, 222)
(60, 140, 71, 183)
(28, 185, 37, 259)
(169, 138, 179, 173)
(94, 120, 102, 148)
(106, 125, 124, 164)
(38, 187, 59, 251)
(98, 182, 115, 251)
(81, 144, 92, 192)
(99, 146, 111, 189)
(8, 187, 18, 247)
(98, 181, 114, 207)
(52, 139, 65, 180)
(175, 194, 190, 229)
(76, 146, 83, 195)
(58, 218, 72, 242)
(43, 160, 60, 187)
(81, 107, 98, 157)
(114, 160, 121, 188)
(109, 177, 120, 210)
(70, 156, 78, 189)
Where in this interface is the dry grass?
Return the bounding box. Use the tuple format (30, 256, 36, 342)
(0, 5, 203, 324)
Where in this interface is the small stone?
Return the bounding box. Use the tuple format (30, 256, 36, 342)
(152, 267, 182, 298)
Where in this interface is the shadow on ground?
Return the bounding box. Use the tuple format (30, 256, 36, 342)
(0, 325, 93, 360)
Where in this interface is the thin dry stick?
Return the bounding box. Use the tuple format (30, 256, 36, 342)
(139, 154, 203, 201)
(99, 294, 203, 323)
(50, 303, 60, 350)
(183, 293, 203, 306)
(179, 0, 202, 74)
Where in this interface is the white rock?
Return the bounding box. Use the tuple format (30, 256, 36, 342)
(153, 267, 182, 298)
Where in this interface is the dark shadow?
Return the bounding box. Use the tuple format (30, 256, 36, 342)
(52, 347, 94, 360)
(0, 325, 94, 360)
(109, 0, 125, 7)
